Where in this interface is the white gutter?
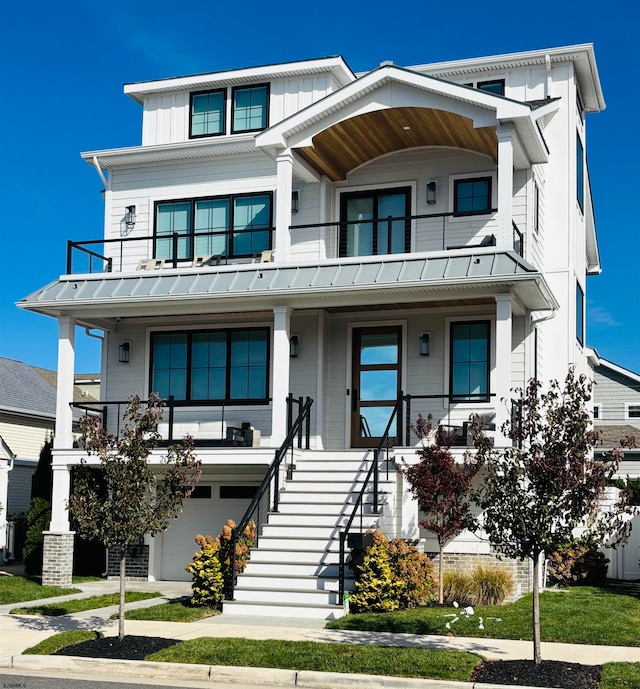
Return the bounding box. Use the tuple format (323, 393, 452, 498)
(545, 54, 552, 99)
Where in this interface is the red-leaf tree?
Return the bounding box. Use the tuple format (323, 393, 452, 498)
(401, 415, 483, 604)
(472, 369, 631, 664)
(68, 394, 201, 640)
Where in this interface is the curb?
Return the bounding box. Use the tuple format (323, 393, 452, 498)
(8, 655, 561, 689)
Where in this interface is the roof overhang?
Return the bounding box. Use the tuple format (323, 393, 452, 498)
(124, 57, 356, 104)
(256, 66, 547, 180)
(19, 251, 558, 326)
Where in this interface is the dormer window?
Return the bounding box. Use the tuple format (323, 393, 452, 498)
(232, 84, 270, 133)
(477, 79, 505, 96)
(190, 89, 226, 138)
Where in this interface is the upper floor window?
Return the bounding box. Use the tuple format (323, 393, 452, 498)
(627, 405, 640, 419)
(154, 193, 272, 262)
(150, 327, 269, 403)
(533, 182, 540, 234)
(576, 134, 584, 212)
(450, 320, 490, 402)
(593, 404, 602, 420)
(232, 84, 269, 133)
(190, 89, 226, 138)
(477, 79, 505, 96)
(454, 177, 492, 215)
(576, 281, 584, 346)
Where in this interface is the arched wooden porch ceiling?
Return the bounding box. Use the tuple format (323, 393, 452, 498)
(295, 107, 498, 182)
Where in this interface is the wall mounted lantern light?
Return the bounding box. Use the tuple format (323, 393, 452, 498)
(124, 205, 137, 230)
(118, 341, 131, 363)
(289, 335, 300, 357)
(419, 332, 430, 356)
(426, 181, 437, 205)
(291, 190, 299, 213)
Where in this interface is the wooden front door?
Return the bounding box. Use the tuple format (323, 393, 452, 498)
(350, 326, 401, 448)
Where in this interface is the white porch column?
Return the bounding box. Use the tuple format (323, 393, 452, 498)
(271, 306, 292, 446)
(496, 123, 514, 251)
(495, 293, 513, 446)
(54, 316, 76, 450)
(50, 463, 72, 531)
(275, 150, 294, 261)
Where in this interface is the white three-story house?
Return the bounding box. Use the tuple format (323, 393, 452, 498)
(20, 43, 602, 617)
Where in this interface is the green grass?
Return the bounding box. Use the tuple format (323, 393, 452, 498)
(10, 591, 162, 616)
(328, 587, 640, 647)
(600, 663, 640, 689)
(118, 597, 220, 622)
(149, 637, 482, 681)
(0, 576, 81, 605)
(23, 630, 102, 655)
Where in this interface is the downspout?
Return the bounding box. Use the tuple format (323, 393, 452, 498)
(91, 156, 108, 188)
(544, 54, 552, 100)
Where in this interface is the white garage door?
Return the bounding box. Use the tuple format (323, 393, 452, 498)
(161, 484, 256, 581)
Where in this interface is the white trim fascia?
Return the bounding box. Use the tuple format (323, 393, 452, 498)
(584, 165, 600, 274)
(584, 346, 601, 369)
(0, 405, 56, 421)
(598, 358, 640, 385)
(124, 57, 356, 103)
(80, 136, 258, 169)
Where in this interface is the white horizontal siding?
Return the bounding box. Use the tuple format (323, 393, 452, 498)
(0, 418, 53, 461)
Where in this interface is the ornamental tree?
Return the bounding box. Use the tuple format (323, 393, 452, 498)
(401, 415, 483, 604)
(472, 369, 631, 665)
(68, 394, 201, 640)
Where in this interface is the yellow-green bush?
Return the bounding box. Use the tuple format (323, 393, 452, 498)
(443, 565, 513, 606)
(185, 534, 224, 607)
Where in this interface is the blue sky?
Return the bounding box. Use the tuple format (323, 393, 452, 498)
(1, 0, 639, 375)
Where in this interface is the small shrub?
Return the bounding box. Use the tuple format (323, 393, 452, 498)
(22, 497, 51, 575)
(218, 519, 256, 594)
(185, 534, 224, 607)
(547, 540, 609, 587)
(443, 566, 513, 606)
(349, 531, 437, 613)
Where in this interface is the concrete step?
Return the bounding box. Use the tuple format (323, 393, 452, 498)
(233, 585, 341, 606)
(243, 560, 343, 577)
(255, 536, 341, 552)
(261, 523, 374, 539)
(248, 548, 341, 564)
(273, 502, 383, 516)
(266, 512, 381, 527)
(278, 491, 390, 505)
(237, 573, 352, 592)
(223, 599, 343, 620)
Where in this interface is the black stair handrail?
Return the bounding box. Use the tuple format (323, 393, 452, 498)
(227, 395, 313, 600)
(338, 393, 404, 603)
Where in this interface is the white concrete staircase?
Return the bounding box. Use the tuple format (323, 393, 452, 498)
(223, 450, 396, 619)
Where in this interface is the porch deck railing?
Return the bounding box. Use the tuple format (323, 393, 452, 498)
(64, 210, 526, 275)
(227, 395, 313, 599)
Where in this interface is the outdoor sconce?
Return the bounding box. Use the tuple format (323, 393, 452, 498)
(291, 190, 299, 213)
(118, 341, 131, 363)
(289, 335, 300, 358)
(124, 205, 137, 230)
(419, 332, 430, 356)
(426, 181, 437, 205)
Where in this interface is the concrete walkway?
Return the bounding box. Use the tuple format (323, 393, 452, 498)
(1, 570, 640, 688)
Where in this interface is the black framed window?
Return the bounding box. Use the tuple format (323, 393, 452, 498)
(576, 134, 584, 212)
(477, 79, 505, 96)
(154, 193, 272, 262)
(454, 177, 492, 215)
(151, 328, 269, 403)
(628, 406, 640, 419)
(450, 321, 490, 402)
(232, 84, 269, 133)
(190, 89, 226, 138)
(576, 282, 584, 346)
(533, 182, 540, 234)
(339, 187, 411, 258)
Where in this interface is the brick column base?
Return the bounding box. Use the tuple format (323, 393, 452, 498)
(42, 531, 75, 587)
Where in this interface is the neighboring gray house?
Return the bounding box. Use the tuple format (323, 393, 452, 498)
(589, 351, 640, 580)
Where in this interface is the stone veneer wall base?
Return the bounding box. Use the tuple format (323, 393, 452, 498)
(42, 531, 75, 587)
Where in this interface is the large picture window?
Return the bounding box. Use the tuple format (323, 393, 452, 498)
(154, 193, 272, 262)
(576, 134, 584, 212)
(232, 84, 269, 133)
(151, 328, 269, 403)
(450, 321, 490, 402)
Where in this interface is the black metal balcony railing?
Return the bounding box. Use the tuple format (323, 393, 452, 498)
(65, 211, 525, 275)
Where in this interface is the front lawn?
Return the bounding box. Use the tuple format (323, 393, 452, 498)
(328, 587, 640, 647)
(23, 630, 101, 655)
(150, 637, 482, 681)
(0, 576, 81, 605)
(10, 591, 161, 616)
(119, 597, 220, 622)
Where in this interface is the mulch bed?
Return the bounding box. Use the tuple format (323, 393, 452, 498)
(54, 635, 179, 660)
(472, 659, 601, 689)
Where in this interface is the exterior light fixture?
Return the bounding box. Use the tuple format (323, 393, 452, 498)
(426, 181, 437, 205)
(289, 335, 300, 358)
(419, 332, 430, 356)
(124, 205, 137, 230)
(291, 190, 299, 213)
(118, 341, 131, 363)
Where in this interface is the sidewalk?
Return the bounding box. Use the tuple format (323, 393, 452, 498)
(1, 572, 639, 688)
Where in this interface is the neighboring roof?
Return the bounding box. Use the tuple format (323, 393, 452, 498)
(0, 357, 99, 420)
(18, 251, 558, 324)
(597, 425, 640, 450)
(596, 358, 640, 386)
